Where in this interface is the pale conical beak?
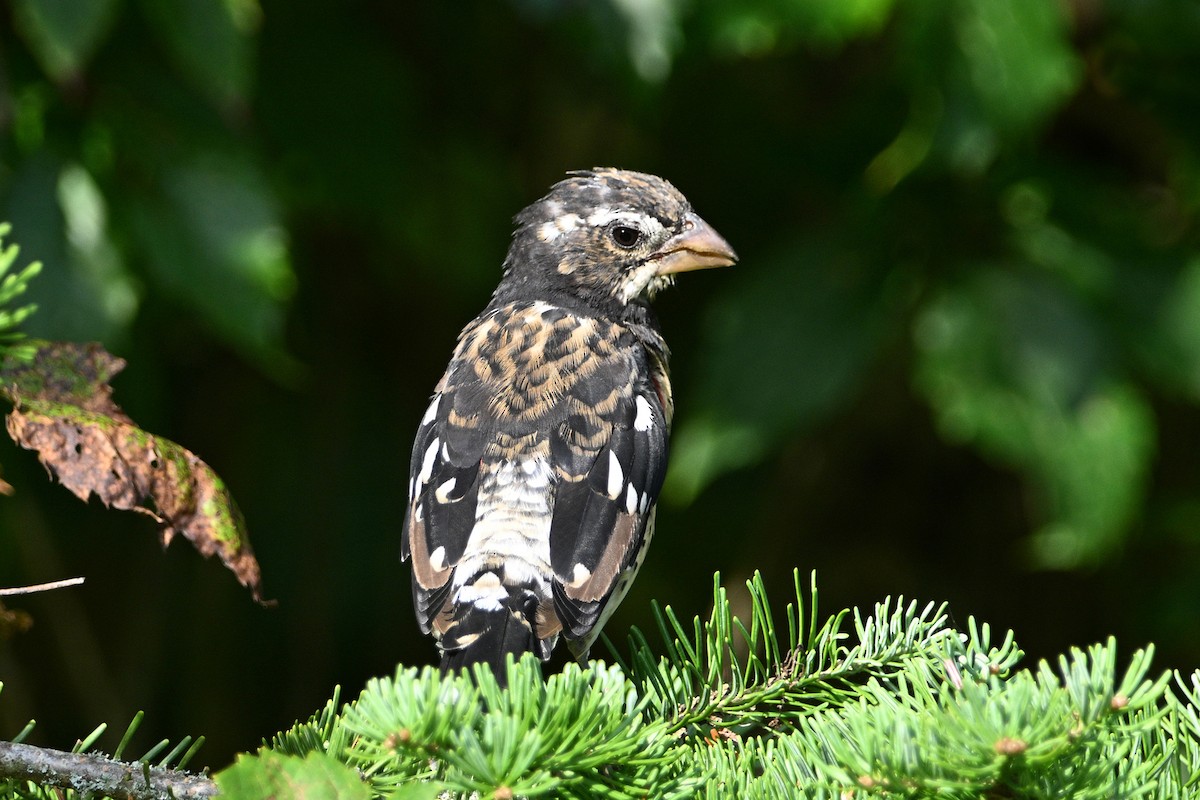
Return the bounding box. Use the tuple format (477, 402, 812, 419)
(651, 212, 738, 276)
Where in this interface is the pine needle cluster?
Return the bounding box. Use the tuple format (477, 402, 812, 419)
(228, 571, 1200, 799)
(0, 223, 41, 362)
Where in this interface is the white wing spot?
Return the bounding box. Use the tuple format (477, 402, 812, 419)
(430, 546, 447, 570)
(625, 483, 638, 514)
(634, 395, 654, 432)
(607, 450, 624, 499)
(421, 395, 441, 425)
(571, 562, 592, 586)
(639, 492, 650, 514)
(452, 632, 482, 648)
(435, 477, 457, 503)
(417, 438, 439, 484)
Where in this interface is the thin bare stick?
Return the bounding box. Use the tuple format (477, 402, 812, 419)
(0, 577, 86, 596)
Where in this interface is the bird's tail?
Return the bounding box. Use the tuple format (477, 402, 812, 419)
(438, 580, 544, 685)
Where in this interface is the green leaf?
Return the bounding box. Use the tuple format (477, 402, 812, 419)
(953, 0, 1082, 134)
(127, 155, 298, 375)
(215, 750, 372, 800)
(55, 164, 140, 334)
(610, 0, 679, 81)
(12, 0, 120, 80)
(898, 0, 1082, 172)
(709, 0, 896, 56)
(137, 0, 257, 107)
(1153, 256, 1200, 398)
(913, 269, 1156, 566)
(3, 157, 135, 345)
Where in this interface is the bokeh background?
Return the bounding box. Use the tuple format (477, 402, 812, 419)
(2, 0, 1200, 769)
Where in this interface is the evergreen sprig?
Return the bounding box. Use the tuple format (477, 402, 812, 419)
(266, 686, 349, 760)
(218, 570, 1200, 799)
(0, 224, 41, 362)
(339, 659, 695, 799)
(615, 571, 1022, 736)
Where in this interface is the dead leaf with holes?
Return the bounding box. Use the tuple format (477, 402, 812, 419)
(0, 341, 267, 603)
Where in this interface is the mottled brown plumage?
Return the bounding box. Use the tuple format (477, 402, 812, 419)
(401, 168, 735, 679)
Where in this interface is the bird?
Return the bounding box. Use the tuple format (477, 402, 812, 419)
(401, 168, 736, 680)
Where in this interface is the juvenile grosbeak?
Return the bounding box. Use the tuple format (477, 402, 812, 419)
(402, 168, 736, 677)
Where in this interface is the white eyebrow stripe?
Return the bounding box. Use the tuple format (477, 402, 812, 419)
(585, 208, 665, 237)
(586, 207, 621, 226)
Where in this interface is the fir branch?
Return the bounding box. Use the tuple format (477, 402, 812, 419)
(0, 223, 41, 361)
(186, 572, 1200, 797)
(266, 686, 349, 759)
(340, 660, 697, 799)
(619, 570, 1018, 736)
(0, 740, 217, 799)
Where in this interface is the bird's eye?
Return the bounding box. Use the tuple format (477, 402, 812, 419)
(610, 225, 642, 249)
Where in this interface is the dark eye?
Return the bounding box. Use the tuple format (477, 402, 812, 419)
(610, 225, 641, 249)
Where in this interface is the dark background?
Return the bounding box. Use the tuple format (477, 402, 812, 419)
(2, 0, 1200, 769)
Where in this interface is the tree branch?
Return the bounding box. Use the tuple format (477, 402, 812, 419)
(0, 740, 217, 799)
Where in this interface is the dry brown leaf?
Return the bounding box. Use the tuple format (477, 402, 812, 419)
(1, 341, 268, 603)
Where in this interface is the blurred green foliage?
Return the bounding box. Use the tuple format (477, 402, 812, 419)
(1, 0, 1199, 773)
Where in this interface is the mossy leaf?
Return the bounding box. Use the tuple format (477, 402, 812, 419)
(0, 340, 267, 603)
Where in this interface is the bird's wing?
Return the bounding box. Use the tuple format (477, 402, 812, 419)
(548, 346, 670, 642)
(403, 303, 569, 637)
(401, 356, 490, 635)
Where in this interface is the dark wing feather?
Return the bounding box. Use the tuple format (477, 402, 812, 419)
(402, 362, 489, 633)
(548, 357, 669, 641)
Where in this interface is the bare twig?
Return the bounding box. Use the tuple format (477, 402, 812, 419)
(0, 740, 217, 799)
(0, 577, 85, 596)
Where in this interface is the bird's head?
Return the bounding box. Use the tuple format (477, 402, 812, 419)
(499, 168, 737, 315)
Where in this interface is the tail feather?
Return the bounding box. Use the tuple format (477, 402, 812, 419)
(439, 583, 544, 685)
